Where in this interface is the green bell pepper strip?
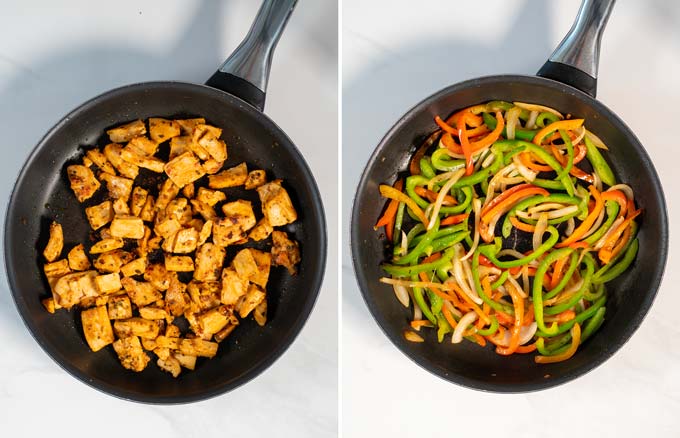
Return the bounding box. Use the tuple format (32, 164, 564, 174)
(471, 249, 514, 314)
(584, 200, 619, 245)
(501, 194, 582, 238)
(428, 231, 470, 254)
(405, 175, 472, 215)
(593, 238, 639, 284)
(536, 332, 573, 355)
(490, 270, 509, 290)
(583, 282, 605, 301)
(409, 223, 467, 248)
(497, 140, 575, 196)
(419, 157, 436, 179)
(486, 100, 514, 111)
(436, 312, 452, 343)
(412, 277, 437, 325)
(451, 149, 504, 188)
(427, 286, 444, 316)
(536, 294, 606, 337)
(558, 129, 575, 180)
(580, 307, 606, 342)
(394, 217, 440, 265)
(431, 148, 464, 172)
(476, 315, 499, 336)
(436, 262, 452, 282)
(406, 223, 425, 243)
(531, 177, 573, 191)
(536, 111, 560, 128)
(584, 135, 616, 187)
(482, 112, 537, 141)
(392, 200, 406, 246)
(479, 227, 560, 269)
(544, 254, 595, 314)
(382, 246, 457, 277)
(533, 247, 574, 335)
(543, 251, 581, 301)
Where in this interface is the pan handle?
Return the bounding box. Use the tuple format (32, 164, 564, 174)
(205, 0, 297, 111)
(537, 0, 615, 98)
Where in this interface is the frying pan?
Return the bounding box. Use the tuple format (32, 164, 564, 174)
(4, 0, 327, 403)
(351, 0, 667, 392)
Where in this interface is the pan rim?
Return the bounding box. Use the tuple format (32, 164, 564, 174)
(4, 80, 328, 404)
(350, 73, 668, 393)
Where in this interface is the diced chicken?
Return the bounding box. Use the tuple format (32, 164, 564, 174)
(114, 317, 160, 339)
(94, 272, 122, 295)
(245, 169, 267, 190)
(107, 120, 146, 143)
(148, 118, 181, 143)
(165, 198, 188, 222)
(208, 162, 247, 189)
(129, 186, 148, 217)
(42, 297, 56, 314)
(165, 275, 189, 316)
(165, 255, 194, 272)
(198, 305, 234, 337)
(156, 179, 180, 211)
(67, 165, 100, 202)
(178, 338, 218, 358)
(164, 151, 205, 188)
(253, 300, 267, 326)
(202, 158, 224, 175)
(139, 307, 168, 320)
(248, 218, 273, 241)
(90, 237, 124, 254)
(168, 228, 199, 254)
(155, 217, 181, 239)
(103, 143, 139, 179)
(93, 249, 134, 273)
(139, 195, 156, 222)
(187, 280, 222, 311)
(198, 220, 213, 246)
(110, 215, 145, 239)
(271, 231, 301, 275)
(100, 173, 133, 200)
(44, 259, 71, 279)
(169, 136, 191, 160)
(43, 221, 63, 262)
(85, 201, 114, 230)
(112, 336, 150, 372)
(68, 244, 91, 271)
(190, 199, 217, 221)
(144, 263, 171, 291)
(174, 353, 197, 370)
(249, 249, 271, 288)
(196, 187, 226, 206)
(257, 180, 297, 226)
(112, 198, 130, 215)
(52, 271, 97, 308)
(121, 277, 162, 307)
(120, 257, 147, 277)
(220, 267, 248, 306)
(157, 355, 182, 378)
(214, 324, 238, 343)
(238, 284, 266, 318)
(85, 149, 117, 175)
(182, 183, 195, 199)
(121, 145, 165, 173)
(107, 294, 133, 320)
(176, 118, 206, 135)
(128, 136, 159, 157)
(193, 243, 225, 282)
(81, 305, 115, 352)
(212, 200, 256, 247)
(191, 124, 227, 162)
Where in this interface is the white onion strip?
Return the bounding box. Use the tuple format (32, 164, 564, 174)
(506, 274, 528, 299)
(526, 110, 539, 129)
(580, 203, 606, 240)
(594, 216, 625, 250)
(608, 184, 634, 201)
(443, 300, 462, 319)
(460, 198, 481, 261)
(513, 155, 537, 181)
(585, 129, 609, 150)
(514, 102, 564, 119)
(452, 311, 478, 344)
(517, 205, 579, 220)
(427, 169, 465, 230)
(393, 284, 410, 307)
(493, 323, 538, 347)
(533, 213, 548, 251)
(565, 217, 575, 237)
(506, 107, 522, 140)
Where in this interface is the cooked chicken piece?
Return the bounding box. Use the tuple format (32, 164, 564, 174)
(44, 259, 71, 282)
(110, 215, 145, 239)
(85, 201, 114, 230)
(100, 173, 133, 200)
(202, 158, 224, 175)
(144, 263, 171, 291)
(107, 120, 146, 143)
(257, 180, 297, 226)
(192, 124, 227, 162)
(107, 294, 133, 320)
(114, 317, 160, 339)
(85, 149, 116, 175)
(196, 187, 226, 206)
(155, 217, 181, 239)
(232, 248, 259, 281)
(176, 118, 206, 135)
(198, 305, 234, 337)
(193, 243, 225, 282)
(90, 237, 124, 254)
(211, 200, 256, 247)
(238, 284, 266, 318)
(220, 267, 248, 306)
(187, 280, 222, 311)
(165, 255, 194, 272)
(67, 165, 100, 202)
(165, 198, 188, 221)
(271, 231, 301, 275)
(148, 117, 181, 143)
(164, 151, 205, 188)
(139, 195, 156, 222)
(121, 145, 165, 173)
(120, 256, 147, 277)
(112, 197, 130, 215)
(169, 135, 191, 160)
(128, 187, 148, 217)
(68, 244, 91, 271)
(248, 218, 273, 242)
(245, 169, 267, 190)
(208, 162, 247, 189)
(81, 305, 115, 352)
(214, 324, 238, 343)
(165, 324, 181, 338)
(253, 300, 267, 326)
(249, 249, 271, 288)
(178, 338, 218, 358)
(113, 336, 150, 372)
(156, 179, 180, 211)
(182, 182, 195, 199)
(165, 275, 189, 316)
(128, 135, 159, 156)
(103, 143, 139, 179)
(93, 249, 134, 273)
(190, 199, 217, 221)
(198, 220, 213, 245)
(170, 228, 199, 254)
(43, 221, 63, 262)
(94, 272, 122, 295)
(121, 277, 162, 307)
(157, 355, 182, 378)
(139, 307, 168, 320)
(52, 270, 97, 308)
(174, 353, 197, 370)
(42, 297, 56, 314)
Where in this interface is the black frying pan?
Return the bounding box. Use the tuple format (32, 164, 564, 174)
(4, 0, 327, 403)
(351, 0, 667, 392)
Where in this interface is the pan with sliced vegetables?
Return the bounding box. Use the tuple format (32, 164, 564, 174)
(351, 0, 667, 392)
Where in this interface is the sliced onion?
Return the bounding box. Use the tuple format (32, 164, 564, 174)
(505, 107, 522, 140)
(513, 155, 537, 181)
(427, 169, 459, 191)
(481, 152, 496, 168)
(496, 285, 508, 296)
(572, 126, 586, 146)
(585, 129, 609, 150)
(443, 300, 462, 319)
(452, 311, 478, 344)
(478, 265, 502, 277)
(413, 298, 422, 320)
(393, 284, 410, 307)
(461, 254, 482, 303)
(526, 202, 570, 215)
(484, 164, 515, 209)
(427, 169, 465, 230)
(580, 203, 606, 240)
(506, 275, 527, 299)
(494, 323, 538, 347)
(608, 184, 634, 201)
(533, 213, 548, 251)
(461, 198, 482, 261)
(594, 216, 625, 250)
(497, 248, 526, 259)
(451, 247, 483, 305)
(592, 168, 603, 192)
(521, 265, 531, 296)
(564, 217, 575, 237)
(514, 102, 564, 119)
(397, 231, 408, 257)
(517, 204, 579, 220)
(380, 277, 460, 290)
(526, 110, 539, 130)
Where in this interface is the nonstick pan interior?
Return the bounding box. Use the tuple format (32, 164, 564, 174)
(351, 75, 667, 392)
(5, 81, 327, 403)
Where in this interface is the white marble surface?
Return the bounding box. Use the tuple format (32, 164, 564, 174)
(0, 1, 337, 436)
(342, 0, 680, 435)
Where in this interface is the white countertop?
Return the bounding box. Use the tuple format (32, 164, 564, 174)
(342, 0, 680, 435)
(0, 1, 337, 436)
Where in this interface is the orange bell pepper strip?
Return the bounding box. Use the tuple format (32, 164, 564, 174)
(442, 305, 458, 329)
(379, 184, 429, 226)
(601, 190, 628, 217)
(535, 323, 581, 364)
(598, 209, 641, 264)
(496, 280, 525, 355)
(454, 279, 491, 324)
(445, 105, 485, 127)
(468, 111, 504, 152)
(441, 213, 469, 226)
(481, 186, 549, 223)
(436, 119, 489, 142)
(557, 185, 603, 247)
(409, 130, 440, 175)
(414, 186, 457, 205)
(375, 179, 404, 240)
(549, 255, 568, 289)
(421, 253, 442, 264)
(515, 343, 537, 354)
(410, 320, 434, 330)
(533, 119, 585, 146)
(510, 216, 536, 233)
(554, 309, 576, 323)
(523, 305, 535, 325)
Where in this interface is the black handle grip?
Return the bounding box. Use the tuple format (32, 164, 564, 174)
(206, 71, 266, 111)
(537, 61, 597, 98)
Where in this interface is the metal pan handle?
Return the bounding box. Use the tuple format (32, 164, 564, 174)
(537, 0, 615, 98)
(206, 0, 297, 111)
